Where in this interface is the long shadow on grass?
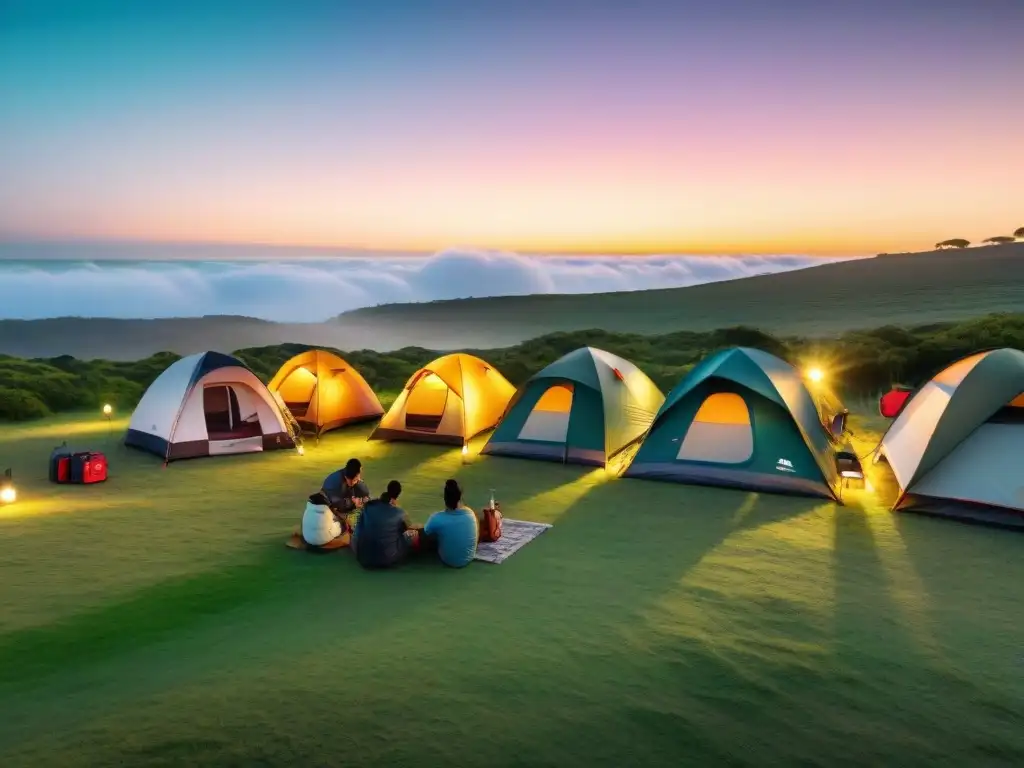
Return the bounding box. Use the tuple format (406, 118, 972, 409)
(329, 480, 842, 767)
(888, 511, 1024, 756)
(832, 506, 919, 663)
(0, 542, 492, 757)
(830, 506, 1024, 764)
(0, 547, 304, 690)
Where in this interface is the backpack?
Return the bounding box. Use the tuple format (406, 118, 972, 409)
(478, 505, 503, 542)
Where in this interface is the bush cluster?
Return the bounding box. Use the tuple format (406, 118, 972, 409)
(1, 313, 1021, 422)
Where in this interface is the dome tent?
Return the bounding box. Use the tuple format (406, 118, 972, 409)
(268, 349, 383, 438)
(624, 347, 841, 499)
(369, 353, 515, 445)
(875, 348, 1024, 528)
(126, 351, 297, 461)
(482, 347, 664, 466)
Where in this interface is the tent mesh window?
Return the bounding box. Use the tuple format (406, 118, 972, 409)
(203, 385, 262, 440)
(518, 384, 573, 442)
(404, 372, 449, 432)
(676, 393, 754, 464)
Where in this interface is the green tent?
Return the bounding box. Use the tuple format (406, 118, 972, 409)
(875, 347, 1024, 527)
(623, 347, 840, 499)
(482, 347, 665, 466)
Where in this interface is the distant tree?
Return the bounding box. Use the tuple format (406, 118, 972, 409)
(983, 236, 1016, 245)
(935, 238, 970, 249)
(1014, 226, 1024, 239)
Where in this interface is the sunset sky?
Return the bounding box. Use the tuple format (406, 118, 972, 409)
(1, 0, 1021, 256)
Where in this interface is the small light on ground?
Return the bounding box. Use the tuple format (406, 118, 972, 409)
(0, 486, 16, 504)
(297, 445, 305, 456)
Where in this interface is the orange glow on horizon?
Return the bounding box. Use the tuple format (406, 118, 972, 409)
(2, 226, 998, 258)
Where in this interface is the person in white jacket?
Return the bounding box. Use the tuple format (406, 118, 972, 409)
(301, 491, 345, 547)
(300, 458, 371, 548)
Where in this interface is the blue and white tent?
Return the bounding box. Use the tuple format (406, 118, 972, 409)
(126, 352, 297, 461)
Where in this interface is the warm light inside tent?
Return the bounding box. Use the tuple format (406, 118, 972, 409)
(805, 366, 825, 384)
(102, 404, 113, 416)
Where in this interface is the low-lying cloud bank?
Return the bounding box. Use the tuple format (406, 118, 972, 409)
(0, 248, 852, 322)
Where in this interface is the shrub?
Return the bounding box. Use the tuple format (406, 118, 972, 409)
(2, 313, 1024, 423)
(0, 387, 51, 421)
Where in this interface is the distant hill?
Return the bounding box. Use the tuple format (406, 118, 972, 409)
(339, 243, 1024, 339)
(1, 243, 1020, 360)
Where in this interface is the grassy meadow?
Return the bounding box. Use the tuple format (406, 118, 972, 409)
(0, 412, 1023, 767)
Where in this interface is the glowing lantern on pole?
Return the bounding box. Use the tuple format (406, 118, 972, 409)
(0, 468, 15, 505)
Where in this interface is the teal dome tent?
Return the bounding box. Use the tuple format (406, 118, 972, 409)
(623, 347, 841, 499)
(482, 347, 665, 467)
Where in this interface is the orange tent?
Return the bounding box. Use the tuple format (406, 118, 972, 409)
(268, 349, 383, 437)
(369, 353, 515, 445)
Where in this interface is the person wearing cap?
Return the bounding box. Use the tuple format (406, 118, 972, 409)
(351, 480, 418, 569)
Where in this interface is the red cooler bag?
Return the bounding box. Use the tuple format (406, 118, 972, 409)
(70, 452, 108, 484)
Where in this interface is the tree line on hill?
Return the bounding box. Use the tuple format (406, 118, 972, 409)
(0, 313, 1022, 422)
(936, 227, 1023, 250)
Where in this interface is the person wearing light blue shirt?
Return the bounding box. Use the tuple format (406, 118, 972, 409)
(423, 479, 478, 568)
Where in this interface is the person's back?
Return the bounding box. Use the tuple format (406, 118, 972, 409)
(424, 479, 478, 568)
(301, 492, 343, 546)
(352, 481, 411, 569)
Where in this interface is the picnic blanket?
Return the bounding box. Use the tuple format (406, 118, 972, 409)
(474, 519, 552, 564)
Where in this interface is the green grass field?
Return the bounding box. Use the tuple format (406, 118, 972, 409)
(1, 413, 1022, 767)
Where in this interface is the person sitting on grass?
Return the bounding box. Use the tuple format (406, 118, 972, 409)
(423, 479, 479, 568)
(323, 458, 370, 517)
(351, 480, 419, 569)
(300, 490, 347, 547)
(301, 458, 369, 548)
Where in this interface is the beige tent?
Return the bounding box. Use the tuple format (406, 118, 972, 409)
(875, 348, 1024, 527)
(370, 353, 515, 445)
(268, 349, 383, 437)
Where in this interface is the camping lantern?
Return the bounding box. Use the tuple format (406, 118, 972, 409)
(103, 404, 113, 417)
(835, 450, 865, 489)
(805, 366, 825, 385)
(0, 469, 15, 505)
(461, 444, 469, 462)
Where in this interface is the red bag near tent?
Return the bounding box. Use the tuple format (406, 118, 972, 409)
(49, 444, 108, 484)
(879, 388, 912, 419)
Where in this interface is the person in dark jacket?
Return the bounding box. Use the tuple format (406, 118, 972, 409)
(351, 480, 417, 569)
(321, 458, 370, 519)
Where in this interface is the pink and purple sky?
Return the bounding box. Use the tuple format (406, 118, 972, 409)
(1, 0, 1021, 256)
